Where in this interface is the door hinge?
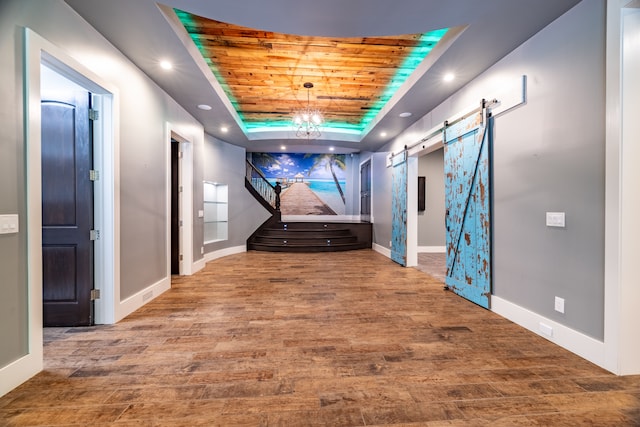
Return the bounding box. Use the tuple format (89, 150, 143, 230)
(89, 109, 99, 121)
(179, 254, 183, 261)
(178, 151, 184, 159)
(179, 185, 183, 193)
(89, 170, 99, 181)
(90, 229, 100, 241)
(90, 289, 101, 300)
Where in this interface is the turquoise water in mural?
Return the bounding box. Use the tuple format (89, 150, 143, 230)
(271, 179, 346, 214)
(308, 179, 345, 214)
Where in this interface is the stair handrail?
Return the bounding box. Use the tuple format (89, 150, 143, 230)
(245, 160, 279, 210)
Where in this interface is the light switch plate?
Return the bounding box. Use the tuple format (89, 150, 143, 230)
(546, 212, 565, 227)
(0, 214, 19, 235)
(555, 296, 565, 313)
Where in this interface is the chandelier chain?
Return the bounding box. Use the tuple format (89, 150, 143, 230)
(292, 82, 324, 139)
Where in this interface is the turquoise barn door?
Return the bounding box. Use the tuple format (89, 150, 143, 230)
(391, 152, 408, 266)
(444, 112, 492, 308)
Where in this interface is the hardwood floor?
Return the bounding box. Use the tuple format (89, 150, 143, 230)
(1, 250, 639, 426)
(414, 253, 446, 284)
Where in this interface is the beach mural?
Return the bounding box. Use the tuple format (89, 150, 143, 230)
(250, 153, 347, 215)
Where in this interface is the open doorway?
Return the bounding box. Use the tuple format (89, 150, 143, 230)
(170, 138, 181, 275)
(26, 27, 118, 339)
(166, 128, 193, 276)
(413, 148, 446, 283)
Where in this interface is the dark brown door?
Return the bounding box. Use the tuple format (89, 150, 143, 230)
(171, 139, 180, 275)
(41, 90, 94, 326)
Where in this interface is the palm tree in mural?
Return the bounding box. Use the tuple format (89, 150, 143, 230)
(305, 154, 346, 204)
(251, 152, 280, 171)
(249, 152, 282, 183)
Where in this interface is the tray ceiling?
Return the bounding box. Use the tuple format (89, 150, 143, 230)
(175, 9, 448, 136)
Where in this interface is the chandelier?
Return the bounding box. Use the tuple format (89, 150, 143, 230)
(292, 82, 324, 139)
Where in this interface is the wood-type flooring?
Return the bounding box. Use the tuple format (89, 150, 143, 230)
(1, 250, 639, 426)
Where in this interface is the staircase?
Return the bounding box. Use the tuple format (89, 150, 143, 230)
(247, 220, 372, 252)
(244, 158, 372, 252)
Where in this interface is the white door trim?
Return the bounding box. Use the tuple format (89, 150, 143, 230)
(604, 0, 640, 375)
(0, 27, 121, 398)
(166, 125, 194, 276)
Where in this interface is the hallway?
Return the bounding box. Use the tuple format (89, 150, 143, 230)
(1, 250, 638, 426)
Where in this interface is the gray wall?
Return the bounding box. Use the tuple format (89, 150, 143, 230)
(203, 136, 270, 251)
(0, 0, 207, 366)
(378, 0, 605, 339)
(0, 0, 29, 367)
(418, 150, 445, 248)
(191, 136, 205, 264)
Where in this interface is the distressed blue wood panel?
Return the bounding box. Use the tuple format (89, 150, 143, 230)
(444, 113, 492, 308)
(391, 152, 407, 266)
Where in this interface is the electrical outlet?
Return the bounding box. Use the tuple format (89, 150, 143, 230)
(539, 322, 553, 337)
(555, 296, 565, 314)
(201, 246, 204, 254)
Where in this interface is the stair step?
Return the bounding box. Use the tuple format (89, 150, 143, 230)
(270, 222, 351, 230)
(248, 242, 370, 253)
(261, 229, 352, 238)
(254, 236, 358, 245)
(248, 219, 372, 253)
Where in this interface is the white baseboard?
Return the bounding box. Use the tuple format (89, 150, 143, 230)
(373, 243, 391, 258)
(115, 276, 171, 322)
(204, 245, 246, 263)
(418, 246, 446, 253)
(192, 257, 206, 274)
(0, 351, 42, 398)
(491, 295, 607, 371)
(114, 245, 246, 323)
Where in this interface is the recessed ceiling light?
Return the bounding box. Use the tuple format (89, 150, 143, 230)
(220, 126, 228, 133)
(399, 112, 412, 118)
(197, 104, 212, 110)
(329, 147, 335, 152)
(280, 145, 286, 150)
(380, 131, 387, 137)
(160, 60, 172, 70)
(443, 72, 455, 82)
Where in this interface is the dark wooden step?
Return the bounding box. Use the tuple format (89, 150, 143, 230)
(248, 241, 370, 252)
(260, 228, 352, 238)
(269, 222, 352, 230)
(254, 235, 358, 245)
(247, 219, 372, 253)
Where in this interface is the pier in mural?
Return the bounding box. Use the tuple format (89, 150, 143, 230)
(251, 153, 346, 215)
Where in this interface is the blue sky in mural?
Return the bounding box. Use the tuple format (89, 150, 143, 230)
(255, 153, 346, 180)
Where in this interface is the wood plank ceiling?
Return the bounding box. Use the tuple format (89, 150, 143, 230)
(175, 9, 447, 133)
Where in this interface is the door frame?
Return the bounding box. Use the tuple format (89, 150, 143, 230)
(34, 43, 119, 326)
(604, 0, 640, 375)
(166, 127, 193, 276)
(3, 28, 121, 395)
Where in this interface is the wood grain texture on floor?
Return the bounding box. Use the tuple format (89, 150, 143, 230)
(1, 250, 639, 426)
